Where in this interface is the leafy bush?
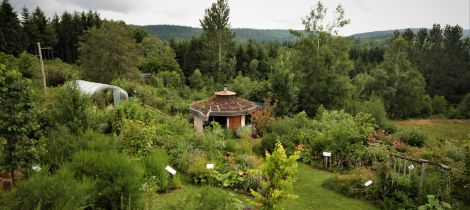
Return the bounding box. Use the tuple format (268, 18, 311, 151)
(395, 127, 427, 147)
(68, 150, 144, 209)
(431, 95, 448, 116)
(172, 186, 244, 210)
(1, 168, 94, 210)
(322, 168, 378, 200)
(418, 195, 451, 210)
(44, 59, 79, 87)
(142, 149, 179, 193)
(49, 81, 90, 134)
(41, 129, 118, 171)
(118, 119, 156, 157)
(347, 96, 388, 128)
(456, 93, 470, 119)
(261, 111, 315, 155)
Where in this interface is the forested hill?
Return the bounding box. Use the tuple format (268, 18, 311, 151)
(140, 25, 298, 42)
(139, 25, 470, 42)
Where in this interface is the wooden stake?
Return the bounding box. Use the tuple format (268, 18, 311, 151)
(418, 163, 426, 203)
(37, 42, 47, 97)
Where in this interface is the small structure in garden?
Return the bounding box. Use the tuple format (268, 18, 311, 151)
(189, 86, 258, 133)
(74, 80, 128, 105)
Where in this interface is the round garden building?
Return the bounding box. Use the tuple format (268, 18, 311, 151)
(189, 87, 258, 133)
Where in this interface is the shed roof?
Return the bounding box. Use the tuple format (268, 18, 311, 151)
(189, 89, 257, 120)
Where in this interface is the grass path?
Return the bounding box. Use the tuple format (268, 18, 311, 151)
(283, 164, 378, 210)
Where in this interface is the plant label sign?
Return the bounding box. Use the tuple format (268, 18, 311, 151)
(364, 180, 373, 187)
(322, 152, 332, 157)
(165, 165, 177, 175)
(408, 164, 415, 170)
(206, 163, 215, 169)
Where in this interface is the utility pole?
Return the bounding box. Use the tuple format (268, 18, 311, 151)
(37, 42, 47, 97)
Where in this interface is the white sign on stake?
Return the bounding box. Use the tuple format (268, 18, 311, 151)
(408, 164, 415, 170)
(322, 152, 332, 157)
(165, 165, 177, 175)
(206, 163, 215, 169)
(32, 164, 42, 172)
(364, 180, 373, 187)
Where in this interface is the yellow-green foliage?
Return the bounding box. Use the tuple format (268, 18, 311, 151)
(251, 141, 300, 209)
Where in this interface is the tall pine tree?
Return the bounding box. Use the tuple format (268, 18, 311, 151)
(0, 0, 26, 55)
(199, 0, 235, 83)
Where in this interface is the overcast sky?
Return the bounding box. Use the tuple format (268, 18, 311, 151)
(11, 0, 470, 35)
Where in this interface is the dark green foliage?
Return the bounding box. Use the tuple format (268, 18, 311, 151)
(368, 37, 430, 119)
(261, 112, 314, 155)
(456, 93, 470, 118)
(347, 96, 388, 128)
(0, 64, 39, 179)
(44, 59, 79, 87)
(0, 168, 95, 210)
(229, 74, 270, 102)
(292, 33, 354, 115)
(189, 69, 204, 90)
(138, 36, 181, 74)
(49, 82, 90, 133)
(269, 50, 299, 116)
(68, 150, 144, 210)
(0, 0, 26, 56)
(52, 10, 102, 63)
(396, 127, 427, 147)
(21, 6, 57, 55)
(431, 95, 448, 116)
(199, 0, 236, 83)
(40, 129, 117, 172)
(171, 186, 243, 210)
(79, 21, 139, 83)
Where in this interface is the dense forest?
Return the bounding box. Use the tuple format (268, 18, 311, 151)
(1, 0, 470, 209)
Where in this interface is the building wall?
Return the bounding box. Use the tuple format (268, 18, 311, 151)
(194, 116, 204, 133)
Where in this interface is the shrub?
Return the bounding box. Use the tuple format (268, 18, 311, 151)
(118, 119, 157, 157)
(44, 60, 79, 87)
(142, 149, 179, 193)
(251, 142, 300, 209)
(322, 168, 378, 200)
(347, 96, 388, 128)
(456, 93, 470, 119)
(431, 95, 448, 116)
(395, 127, 427, 147)
(1, 168, 95, 210)
(49, 81, 90, 134)
(68, 150, 144, 209)
(172, 186, 244, 210)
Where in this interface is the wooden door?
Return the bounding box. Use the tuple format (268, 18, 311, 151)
(229, 116, 242, 132)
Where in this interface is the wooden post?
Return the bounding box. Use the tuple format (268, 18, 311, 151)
(385, 153, 391, 193)
(37, 42, 47, 97)
(418, 163, 426, 203)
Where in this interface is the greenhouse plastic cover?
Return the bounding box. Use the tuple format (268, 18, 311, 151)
(74, 80, 128, 99)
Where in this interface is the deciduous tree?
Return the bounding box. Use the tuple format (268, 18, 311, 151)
(79, 21, 139, 83)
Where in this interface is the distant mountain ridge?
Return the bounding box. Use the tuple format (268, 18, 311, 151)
(140, 25, 470, 42)
(140, 25, 298, 42)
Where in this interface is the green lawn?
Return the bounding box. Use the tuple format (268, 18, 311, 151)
(283, 164, 378, 210)
(394, 119, 470, 141)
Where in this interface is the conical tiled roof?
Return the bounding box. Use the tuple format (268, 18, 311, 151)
(189, 88, 257, 119)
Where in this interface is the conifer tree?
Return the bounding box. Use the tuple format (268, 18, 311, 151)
(199, 0, 235, 83)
